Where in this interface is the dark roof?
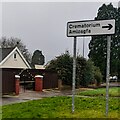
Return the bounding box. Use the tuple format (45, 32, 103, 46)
(0, 47, 14, 62)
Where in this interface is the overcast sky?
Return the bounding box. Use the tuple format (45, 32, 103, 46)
(1, 1, 119, 63)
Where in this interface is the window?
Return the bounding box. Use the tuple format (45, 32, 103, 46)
(14, 53, 17, 60)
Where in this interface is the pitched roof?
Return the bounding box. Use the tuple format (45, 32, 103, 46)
(0, 47, 31, 69)
(0, 47, 14, 62)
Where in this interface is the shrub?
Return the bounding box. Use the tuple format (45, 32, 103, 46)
(81, 59, 94, 87)
(94, 67, 103, 86)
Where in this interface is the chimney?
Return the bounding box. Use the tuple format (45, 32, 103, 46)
(118, 1, 120, 8)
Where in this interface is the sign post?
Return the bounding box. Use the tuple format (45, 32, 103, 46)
(72, 37, 77, 113)
(106, 35, 111, 116)
(67, 19, 115, 114)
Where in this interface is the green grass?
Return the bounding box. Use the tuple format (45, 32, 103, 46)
(0, 106, 2, 120)
(2, 96, 120, 118)
(77, 87, 120, 97)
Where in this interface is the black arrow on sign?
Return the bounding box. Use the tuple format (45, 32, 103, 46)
(102, 24, 113, 30)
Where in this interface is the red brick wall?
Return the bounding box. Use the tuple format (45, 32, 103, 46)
(15, 75, 20, 95)
(35, 75, 43, 91)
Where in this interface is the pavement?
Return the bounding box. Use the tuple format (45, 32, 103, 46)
(1, 82, 120, 106)
(1, 89, 72, 105)
(101, 82, 120, 87)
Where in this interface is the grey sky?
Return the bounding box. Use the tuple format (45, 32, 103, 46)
(2, 2, 118, 63)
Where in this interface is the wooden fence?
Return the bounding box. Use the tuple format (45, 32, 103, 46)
(1, 68, 58, 94)
(20, 69, 58, 89)
(1, 68, 21, 94)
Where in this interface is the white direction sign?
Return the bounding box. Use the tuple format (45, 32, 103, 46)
(67, 19, 115, 37)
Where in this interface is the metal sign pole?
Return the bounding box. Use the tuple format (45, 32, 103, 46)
(83, 37, 85, 57)
(72, 37, 77, 113)
(106, 35, 111, 117)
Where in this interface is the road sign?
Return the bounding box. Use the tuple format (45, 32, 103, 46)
(67, 19, 115, 37)
(67, 19, 115, 115)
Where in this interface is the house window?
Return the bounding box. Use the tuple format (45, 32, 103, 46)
(14, 53, 17, 60)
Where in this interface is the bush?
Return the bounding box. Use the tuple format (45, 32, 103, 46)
(94, 67, 103, 86)
(46, 51, 103, 87)
(46, 51, 87, 86)
(46, 51, 73, 86)
(81, 59, 94, 87)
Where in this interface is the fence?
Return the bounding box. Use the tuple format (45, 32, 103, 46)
(20, 69, 58, 89)
(1, 68, 21, 94)
(43, 72, 58, 89)
(1, 68, 58, 94)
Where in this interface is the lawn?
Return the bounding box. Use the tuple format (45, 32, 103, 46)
(77, 87, 120, 97)
(2, 96, 119, 119)
(0, 106, 2, 119)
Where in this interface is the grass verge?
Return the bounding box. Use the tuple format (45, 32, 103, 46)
(77, 87, 120, 97)
(2, 96, 119, 118)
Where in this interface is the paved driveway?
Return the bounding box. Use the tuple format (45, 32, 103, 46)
(2, 82, 119, 105)
(2, 89, 72, 105)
